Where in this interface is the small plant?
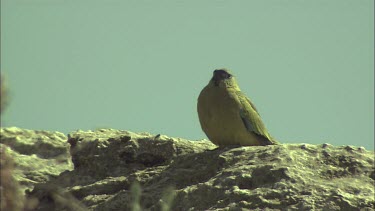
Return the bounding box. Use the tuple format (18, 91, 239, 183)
(0, 75, 9, 114)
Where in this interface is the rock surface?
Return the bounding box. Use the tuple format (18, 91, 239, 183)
(0, 127, 73, 193)
(1, 127, 374, 210)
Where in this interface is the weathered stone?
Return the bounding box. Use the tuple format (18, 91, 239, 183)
(1, 127, 373, 210)
(1, 146, 25, 211)
(0, 127, 73, 193)
(25, 129, 374, 211)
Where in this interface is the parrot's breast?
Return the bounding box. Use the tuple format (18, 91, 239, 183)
(198, 86, 261, 146)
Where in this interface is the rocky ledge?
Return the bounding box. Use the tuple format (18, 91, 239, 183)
(1, 127, 374, 210)
(0, 127, 73, 193)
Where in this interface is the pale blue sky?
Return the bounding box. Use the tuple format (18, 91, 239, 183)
(1, 0, 374, 150)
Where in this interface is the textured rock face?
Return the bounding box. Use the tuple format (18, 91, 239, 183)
(0, 127, 73, 193)
(26, 129, 374, 211)
(1, 127, 374, 210)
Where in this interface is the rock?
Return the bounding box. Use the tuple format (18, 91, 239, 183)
(1, 127, 373, 210)
(0, 127, 73, 194)
(1, 145, 25, 211)
(24, 129, 374, 211)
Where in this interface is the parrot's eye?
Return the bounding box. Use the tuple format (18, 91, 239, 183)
(222, 72, 232, 79)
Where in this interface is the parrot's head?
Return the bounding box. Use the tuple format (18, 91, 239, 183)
(211, 68, 239, 89)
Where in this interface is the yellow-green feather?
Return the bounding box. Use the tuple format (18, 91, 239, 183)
(236, 91, 277, 145)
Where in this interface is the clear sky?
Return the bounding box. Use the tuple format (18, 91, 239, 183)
(1, 0, 374, 150)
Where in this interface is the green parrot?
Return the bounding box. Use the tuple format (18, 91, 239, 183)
(197, 68, 278, 146)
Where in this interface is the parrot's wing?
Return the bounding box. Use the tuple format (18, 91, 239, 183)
(236, 91, 278, 145)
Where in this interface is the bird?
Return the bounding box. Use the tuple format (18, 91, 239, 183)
(197, 68, 278, 146)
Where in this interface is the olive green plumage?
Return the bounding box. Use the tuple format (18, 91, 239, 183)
(197, 68, 278, 146)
